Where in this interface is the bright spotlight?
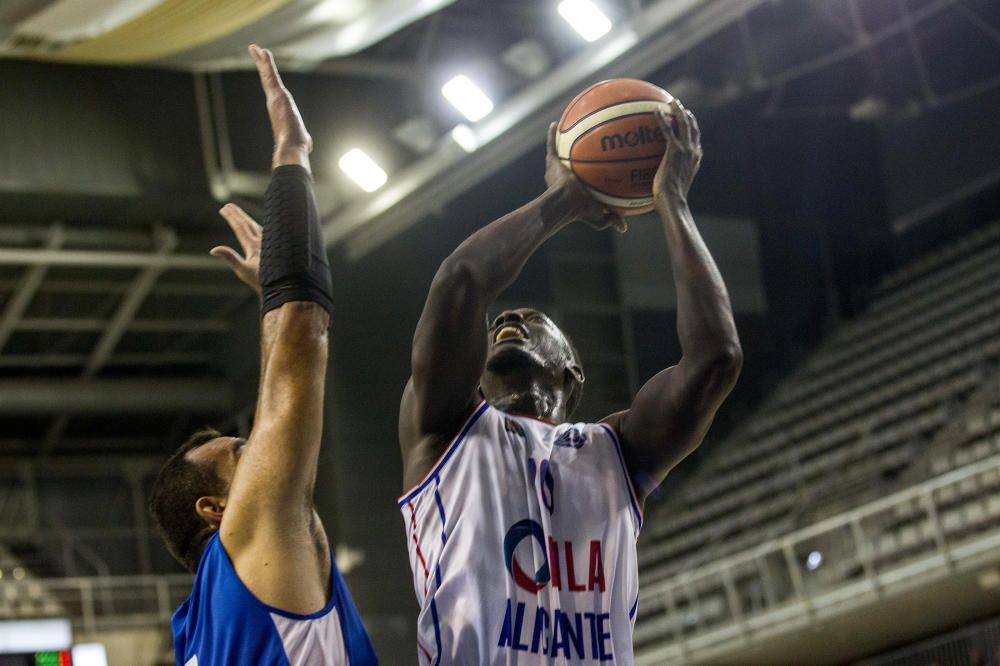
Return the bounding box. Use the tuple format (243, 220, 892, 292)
(558, 0, 613, 42)
(338, 148, 387, 192)
(451, 124, 479, 153)
(806, 550, 823, 571)
(441, 75, 494, 122)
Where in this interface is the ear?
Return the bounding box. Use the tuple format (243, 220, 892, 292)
(564, 364, 585, 387)
(195, 495, 227, 530)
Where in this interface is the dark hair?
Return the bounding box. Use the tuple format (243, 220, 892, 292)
(149, 428, 225, 572)
(564, 333, 584, 417)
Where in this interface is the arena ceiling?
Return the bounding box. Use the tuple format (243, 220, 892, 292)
(0, 0, 998, 458)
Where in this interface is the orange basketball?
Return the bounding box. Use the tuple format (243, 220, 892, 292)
(556, 79, 674, 216)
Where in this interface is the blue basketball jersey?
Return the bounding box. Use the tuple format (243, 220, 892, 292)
(172, 532, 378, 666)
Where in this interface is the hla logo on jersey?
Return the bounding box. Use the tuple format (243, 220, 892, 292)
(503, 519, 606, 593)
(500, 519, 615, 661)
(599, 124, 664, 152)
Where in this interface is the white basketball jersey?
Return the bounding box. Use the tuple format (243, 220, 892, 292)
(399, 401, 643, 665)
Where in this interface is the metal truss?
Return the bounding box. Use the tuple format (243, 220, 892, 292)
(0, 220, 245, 455)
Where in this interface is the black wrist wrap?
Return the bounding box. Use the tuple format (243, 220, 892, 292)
(260, 165, 334, 317)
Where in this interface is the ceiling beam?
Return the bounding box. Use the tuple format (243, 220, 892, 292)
(0, 225, 155, 249)
(0, 379, 233, 415)
(0, 247, 225, 270)
(0, 225, 64, 353)
(16, 317, 230, 333)
(0, 279, 243, 297)
(0, 352, 214, 368)
(0, 456, 164, 476)
(83, 227, 176, 377)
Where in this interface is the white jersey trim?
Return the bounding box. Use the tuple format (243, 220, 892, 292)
(599, 422, 645, 536)
(398, 400, 490, 507)
(269, 608, 348, 665)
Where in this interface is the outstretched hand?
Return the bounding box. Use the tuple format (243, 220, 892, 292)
(544, 123, 627, 233)
(249, 44, 312, 170)
(653, 99, 702, 212)
(211, 203, 262, 298)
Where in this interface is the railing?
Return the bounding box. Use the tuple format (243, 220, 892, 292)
(635, 451, 1000, 665)
(0, 573, 193, 633)
(856, 614, 1000, 666)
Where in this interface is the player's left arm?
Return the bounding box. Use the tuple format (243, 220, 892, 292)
(208, 46, 334, 614)
(604, 101, 742, 505)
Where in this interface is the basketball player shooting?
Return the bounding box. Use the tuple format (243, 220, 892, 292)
(149, 45, 376, 665)
(398, 100, 741, 664)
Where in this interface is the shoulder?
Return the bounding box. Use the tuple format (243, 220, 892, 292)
(399, 400, 495, 501)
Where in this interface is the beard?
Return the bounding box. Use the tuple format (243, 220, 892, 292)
(485, 344, 538, 375)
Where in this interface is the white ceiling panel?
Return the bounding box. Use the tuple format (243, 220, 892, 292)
(12, 0, 162, 42)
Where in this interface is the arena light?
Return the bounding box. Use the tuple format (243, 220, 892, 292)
(450, 124, 480, 153)
(441, 75, 494, 122)
(805, 550, 823, 571)
(338, 149, 388, 192)
(306, 0, 367, 23)
(558, 0, 613, 42)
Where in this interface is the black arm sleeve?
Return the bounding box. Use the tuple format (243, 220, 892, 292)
(259, 165, 334, 317)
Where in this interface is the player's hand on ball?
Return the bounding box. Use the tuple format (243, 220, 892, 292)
(545, 122, 627, 233)
(211, 203, 262, 299)
(250, 44, 313, 168)
(653, 99, 702, 210)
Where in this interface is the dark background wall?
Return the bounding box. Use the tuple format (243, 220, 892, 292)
(0, 60, 215, 224)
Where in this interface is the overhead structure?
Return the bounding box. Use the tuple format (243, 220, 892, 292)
(0, 0, 998, 460)
(0, 0, 457, 65)
(0, 378, 233, 414)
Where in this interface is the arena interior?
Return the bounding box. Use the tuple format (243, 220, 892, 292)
(1, 0, 1000, 664)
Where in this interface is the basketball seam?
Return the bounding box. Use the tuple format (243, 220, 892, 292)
(584, 182, 653, 202)
(560, 97, 670, 133)
(564, 154, 664, 164)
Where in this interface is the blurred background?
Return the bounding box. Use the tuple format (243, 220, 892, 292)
(0, 0, 998, 663)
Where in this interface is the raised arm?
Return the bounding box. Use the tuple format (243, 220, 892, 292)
(607, 101, 742, 504)
(399, 126, 624, 489)
(217, 45, 334, 614)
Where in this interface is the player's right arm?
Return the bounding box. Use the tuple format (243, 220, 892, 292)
(214, 45, 334, 615)
(399, 126, 625, 489)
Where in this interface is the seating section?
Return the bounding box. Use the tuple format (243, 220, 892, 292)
(634, 223, 1000, 647)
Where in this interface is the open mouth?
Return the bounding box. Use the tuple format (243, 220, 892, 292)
(494, 325, 527, 344)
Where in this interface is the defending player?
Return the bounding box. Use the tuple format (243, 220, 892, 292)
(149, 45, 377, 665)
(398, 101, 741, 664)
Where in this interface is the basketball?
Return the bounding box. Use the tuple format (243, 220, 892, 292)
(556, 79, 674, 215)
